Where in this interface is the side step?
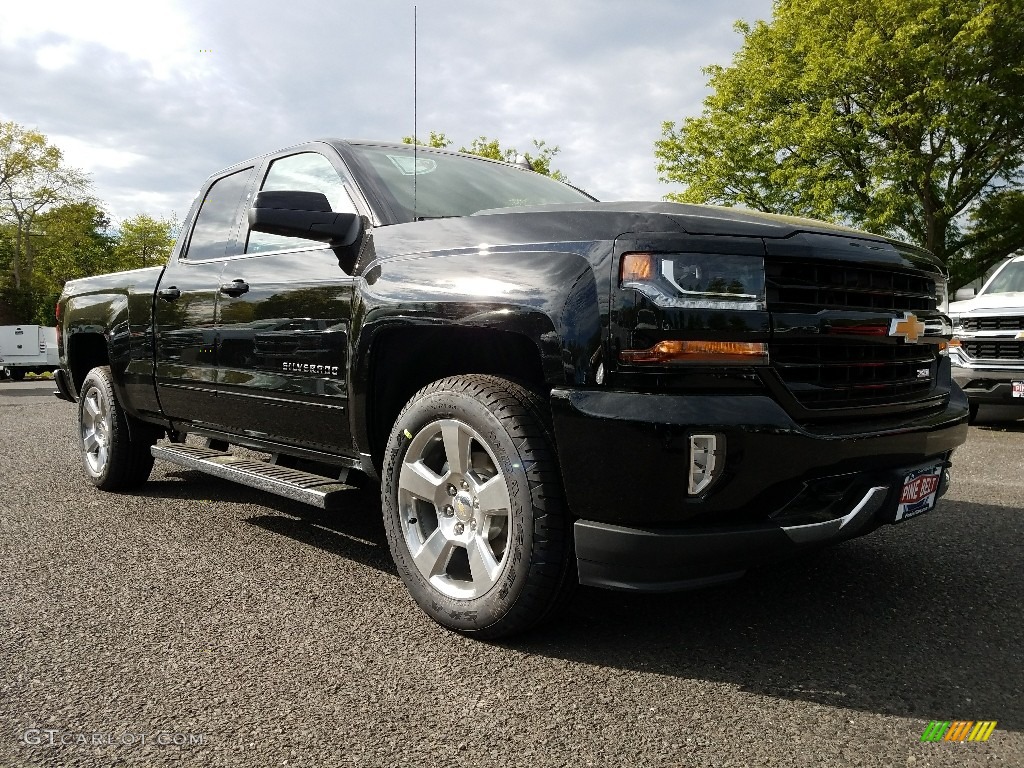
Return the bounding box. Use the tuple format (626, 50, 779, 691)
(151, 444, 357, 509)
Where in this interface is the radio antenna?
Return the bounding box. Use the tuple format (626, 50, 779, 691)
(413, 4, 418, 219)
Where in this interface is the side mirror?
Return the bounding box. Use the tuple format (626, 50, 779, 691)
(954, 287, 977, 301)
(248, 190, 362, 247)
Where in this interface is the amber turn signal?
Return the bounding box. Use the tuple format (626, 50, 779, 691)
(619, 340, 768, 364)
(620, 253, 654, 283)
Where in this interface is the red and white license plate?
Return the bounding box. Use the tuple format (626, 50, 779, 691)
(1012, 380, 1024, 398)
(895, 465, 942, 522)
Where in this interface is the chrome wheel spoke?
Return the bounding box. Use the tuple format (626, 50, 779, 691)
(84, 395, 101, 420)
(467, 535, 501, 593)
(440, 420, 472, 476)
(475, 474, 511, 514)
(413, 528, 455, 579)
(400, 459, 444, 502)
(83, 431, 99, 453)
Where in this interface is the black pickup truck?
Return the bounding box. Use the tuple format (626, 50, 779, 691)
(55, 140, 969, 638)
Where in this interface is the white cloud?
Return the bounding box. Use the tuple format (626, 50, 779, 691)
(49, 135, 145, 171)
(2, 0, 199, 79)
(34, 43, 77, 71)
(0, 0, 774, 221)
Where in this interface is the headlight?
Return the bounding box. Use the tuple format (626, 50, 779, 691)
(620, 252, 766, 311)
(934, 277, 949, 313)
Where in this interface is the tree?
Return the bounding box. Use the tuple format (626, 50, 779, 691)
(115, 213, 176, 270)
(654, 0, 1024, 287)
(30, 202, 116, 324)
(0, 121, 90, 290)
(403, 132, 568, 181)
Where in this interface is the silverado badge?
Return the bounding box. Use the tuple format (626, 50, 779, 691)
(889, 312, 925, 344)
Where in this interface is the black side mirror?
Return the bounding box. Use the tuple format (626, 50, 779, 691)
(248, 190, 362, 247)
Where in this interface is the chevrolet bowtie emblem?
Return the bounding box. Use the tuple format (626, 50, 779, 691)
(889, 312, 926, 343)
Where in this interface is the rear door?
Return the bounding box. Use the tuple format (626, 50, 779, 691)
(212, 149, 360, 453)
(154, 165, 255, 425)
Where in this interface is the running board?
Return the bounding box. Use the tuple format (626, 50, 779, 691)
(151, 444, 356, 509)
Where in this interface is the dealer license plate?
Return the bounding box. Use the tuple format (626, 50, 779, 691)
(895, 465, 942, 522)
(1012, 380, 1024, 398)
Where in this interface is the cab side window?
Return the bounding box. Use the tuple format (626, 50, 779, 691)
(184, 168, 253, 260)
(246, 153, 356, 254)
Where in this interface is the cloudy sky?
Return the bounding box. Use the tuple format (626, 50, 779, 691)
(1, 0, 773, 227)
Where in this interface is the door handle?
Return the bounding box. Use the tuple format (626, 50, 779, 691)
(220, 279, 250, 297)
(157, 286, 181, 301)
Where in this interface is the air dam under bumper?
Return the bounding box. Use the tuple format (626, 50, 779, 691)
(550, 387, 968, 591)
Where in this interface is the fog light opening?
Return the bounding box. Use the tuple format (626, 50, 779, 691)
(688, 434, 722, 495)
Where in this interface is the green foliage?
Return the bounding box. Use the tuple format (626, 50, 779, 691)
(401, 131, 453, 149)
(115, 213, 176, 270)
(0, 121, 176, 324)
(655, 0, 1024, 287)
(404, 131, 568, 181)
(31, 202, 116, 306)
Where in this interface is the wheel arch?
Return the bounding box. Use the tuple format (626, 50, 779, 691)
(357, 321, 552, 473)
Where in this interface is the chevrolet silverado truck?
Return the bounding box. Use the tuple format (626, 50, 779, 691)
(949, 254, 1024, 421)
(55, 140, 969, 638)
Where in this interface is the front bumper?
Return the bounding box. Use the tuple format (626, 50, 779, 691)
(951, 356, 1024, 406)
(550, 385, 968, 591)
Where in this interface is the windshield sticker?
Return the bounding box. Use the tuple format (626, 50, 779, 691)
(387, 155, 437, 176)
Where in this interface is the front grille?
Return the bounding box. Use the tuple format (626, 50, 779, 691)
(770, 341, 938, 408)
(960, 316, 1024, 331)
(766, 260, 936, 312)
(962, 341, 1024, 360)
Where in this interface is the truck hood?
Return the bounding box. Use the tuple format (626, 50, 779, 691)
(949, 292, 1024, 313)
(373, 201, 942, 274)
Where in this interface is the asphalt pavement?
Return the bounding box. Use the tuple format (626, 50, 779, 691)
(1, 380, 1021, 767)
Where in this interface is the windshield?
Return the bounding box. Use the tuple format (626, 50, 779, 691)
(982, 259, 1024, 294)
(346, 144, 595, 223)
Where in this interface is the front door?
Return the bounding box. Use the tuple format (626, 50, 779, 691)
(213, 151, 358, 453)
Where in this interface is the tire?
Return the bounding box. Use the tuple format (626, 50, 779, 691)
(382, 375, 575, 639)
(9, 368, 25, 381)
(968, 402, 979, 424)
(78, 366, 157, 490)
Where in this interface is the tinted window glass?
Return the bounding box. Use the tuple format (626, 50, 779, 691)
(185, 168, 252, 260)
(246, 152, 355, 254)
(347, 144, 594, 223)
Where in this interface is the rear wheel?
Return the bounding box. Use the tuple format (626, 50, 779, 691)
(9, 368, 25, 381)
(968, 402, 980, 424)
(382, 375, 575, 639)
(78, 366, 157, 490)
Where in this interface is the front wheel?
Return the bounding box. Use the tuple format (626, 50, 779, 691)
(382, 375, 575, 639)
(78, 366, 157, 490)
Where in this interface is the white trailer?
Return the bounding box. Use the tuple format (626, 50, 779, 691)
(0, 325, 59, 381)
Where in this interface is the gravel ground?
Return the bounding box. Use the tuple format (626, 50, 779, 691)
(1, 380, 1021, 767)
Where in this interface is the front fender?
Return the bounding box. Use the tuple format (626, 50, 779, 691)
(356, 245, 608, 377)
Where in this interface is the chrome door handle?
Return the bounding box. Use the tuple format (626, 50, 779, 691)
(219, 279, 250, 297)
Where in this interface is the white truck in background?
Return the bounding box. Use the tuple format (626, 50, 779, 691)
(0, 325, 59, 381)
(949, 254, 1024, 421)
